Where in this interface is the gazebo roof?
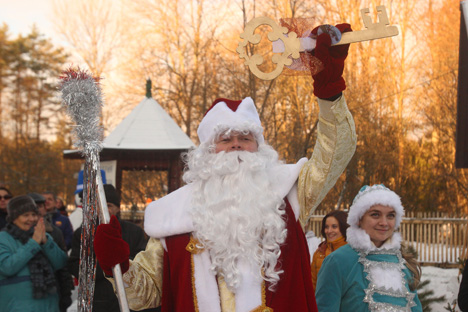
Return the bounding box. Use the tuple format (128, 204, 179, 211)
(103, 96, 195, 150)
(63, 83, 194, 193)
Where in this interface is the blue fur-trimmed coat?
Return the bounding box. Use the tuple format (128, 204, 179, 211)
(315, 227, 423, 312)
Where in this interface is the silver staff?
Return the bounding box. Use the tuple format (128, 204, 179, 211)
(59, 68, 129, 312)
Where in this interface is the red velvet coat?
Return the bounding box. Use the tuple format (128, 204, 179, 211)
(161, 199, 318, 312)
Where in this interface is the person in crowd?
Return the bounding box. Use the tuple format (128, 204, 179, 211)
(56, 196, 68, 216)
(29, 193, 74, 312)
(29, 193, 66, 250)
(69, 170, 107, 231)
(310, 210, 348, 289)
(0, 186, 13, 230)
(315, 184, 422, 311)
(458, 260, 468, 311)
(42, 191, 74, 250)
(69, 190, 83, 231)
(68, 184, 148, 312)
(0, 195, 68, 312)
(92, 23, 357, 311)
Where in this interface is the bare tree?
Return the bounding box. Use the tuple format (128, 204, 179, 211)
(52, 0, 122, 77)
(44, 0, 466, 214)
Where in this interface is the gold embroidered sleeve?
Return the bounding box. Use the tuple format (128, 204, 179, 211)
(106, 237, 164, 310)
(298, 96, 356, 226)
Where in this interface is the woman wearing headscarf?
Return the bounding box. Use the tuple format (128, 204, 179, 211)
(315, 184, 422, 311)
(0, 195, 68, 312)
(310, 210, 348, 290)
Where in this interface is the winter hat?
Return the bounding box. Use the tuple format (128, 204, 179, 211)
(197, 97, 264, 145)
(7, 195, 38, 222)
(347, 184, 405, 229)
(28, 193, 46, 204)
(104, 184, 120, 207)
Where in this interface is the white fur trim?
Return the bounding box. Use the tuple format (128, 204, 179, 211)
(160, 238, 167, 252)
(197, 97, 264, 144)
(368, 265, 404, 292)
(287, 183, 301, 220)
(144, 161, 306, 238)
(190, 251, 262, 312)
(348, 185, 404, 229)
(235, 259, 263, 312)
(193, 251, 222, 311)
(144, 185, 194, 238)
(285, 158, 308, 220)
(346, 227, 402, 251)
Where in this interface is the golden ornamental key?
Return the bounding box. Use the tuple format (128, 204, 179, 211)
(237, 5, 399, 80)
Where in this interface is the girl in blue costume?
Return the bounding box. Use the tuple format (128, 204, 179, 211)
(0, 195, 68, 312)
(315, 185, 422, 311)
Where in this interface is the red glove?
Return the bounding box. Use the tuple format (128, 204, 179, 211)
(311, 23, 352, 99)
(94, 215, 130, 276)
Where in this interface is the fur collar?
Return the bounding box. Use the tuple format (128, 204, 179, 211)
(144, 158, 307, 239)
(347, 227, 417, 310)
(346, 226, 402, 252)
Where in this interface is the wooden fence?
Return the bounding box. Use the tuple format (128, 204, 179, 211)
(121, 208, 145, 221)
(308, 211, 468, 267)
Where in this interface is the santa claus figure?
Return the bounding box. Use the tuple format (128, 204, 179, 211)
(94, 23, 356, 312)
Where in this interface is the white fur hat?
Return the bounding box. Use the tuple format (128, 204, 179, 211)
(347, 184, 405, 229)
(197, 97, 264, 145)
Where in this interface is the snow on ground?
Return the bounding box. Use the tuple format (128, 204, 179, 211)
(67, 288, 78, 312)
(421, 266, 461, 311)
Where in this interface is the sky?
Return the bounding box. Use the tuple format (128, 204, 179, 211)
(0, 0, 66, 46)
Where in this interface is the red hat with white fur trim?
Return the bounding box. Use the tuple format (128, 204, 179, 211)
(197, 97, 264, 145)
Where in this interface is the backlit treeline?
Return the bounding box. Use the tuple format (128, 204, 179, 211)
(1, 0, 465, 213)
(0, 25, 80, 203)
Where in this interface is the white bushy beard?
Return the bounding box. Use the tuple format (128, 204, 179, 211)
(183, 144, 287, 291)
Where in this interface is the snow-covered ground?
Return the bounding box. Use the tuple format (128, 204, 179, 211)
(67, 289, 78, 312)
(421, 266, 460, 311)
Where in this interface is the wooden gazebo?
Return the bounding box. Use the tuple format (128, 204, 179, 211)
(63, 86, 195, 194)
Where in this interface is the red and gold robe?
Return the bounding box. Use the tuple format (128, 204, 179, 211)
(161, 200, 317, 312)
(108, 96, 356, 312)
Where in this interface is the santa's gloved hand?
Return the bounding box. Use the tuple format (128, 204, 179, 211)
(94, 215, 130, 276)
(311, 23, 352, 99)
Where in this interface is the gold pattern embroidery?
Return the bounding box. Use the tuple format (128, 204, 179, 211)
(111, 238, 164, 310)
(298, 97, 356, 228)
(186, 236, 204, 254)
(190, 249, 200, 312)
(251, 307, 273, 312)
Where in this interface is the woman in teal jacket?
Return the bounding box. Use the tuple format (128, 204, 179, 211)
(315, 185, 422, 311)
(0, 195, 68, 312)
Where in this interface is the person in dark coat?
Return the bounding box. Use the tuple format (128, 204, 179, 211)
(458, 260, 468, 311)
(0, 195, 68, 312)
(68, 184, 149, 312)
(0, 186, 13, 230)
(42, 191, 74, 250)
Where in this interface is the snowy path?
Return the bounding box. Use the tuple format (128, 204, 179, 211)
(421, 266, 460, 311)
